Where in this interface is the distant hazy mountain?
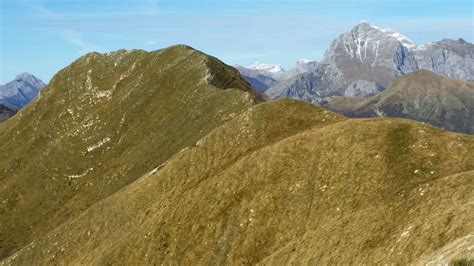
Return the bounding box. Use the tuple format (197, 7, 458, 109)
(0, 73, 45, 121)
(247, 62, 285, 73)
(414, 38, 474, 81)
(284, 59, 319, 79)
(236, 59, 318, 93)
(0, 73, 45, 109)
(234, 64, 280, 94)
(325, 69, 474, 134)
(268, 21, 474, 103)
(266, 71, 323, 104)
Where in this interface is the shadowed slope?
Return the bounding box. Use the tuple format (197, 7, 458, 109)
(0, 104, 17, 122)
(0, 45, 262, 258)
(3, 99, 473, 265)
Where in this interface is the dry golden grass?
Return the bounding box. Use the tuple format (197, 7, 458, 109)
(3, 98, 473, 265)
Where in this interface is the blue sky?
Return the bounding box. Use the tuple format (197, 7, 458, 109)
(1, 0, 473, 83)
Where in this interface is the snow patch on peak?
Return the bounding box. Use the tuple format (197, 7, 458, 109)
(386, 31, 417, 49)
(368, 24, 417, 49)
(369, 24, 385, 32)
(248, 62, 284, 73)
(297, 59, 312, 64)
(413, 43, 433, 51)
(15, 72, 35, 80)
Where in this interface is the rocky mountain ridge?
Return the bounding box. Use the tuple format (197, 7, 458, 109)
(236, 59, 318, 93)
(262, 21, 474, 104)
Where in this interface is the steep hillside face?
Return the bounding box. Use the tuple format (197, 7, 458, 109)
(0, 45, 261, 258)
(3, 99, 473, 265)
(325, 70, 474, 134)
(415, 38, 474, 81)
(0, 104, 17, 122)
(0, 73, 45, 109)
(269, 21, 474, 104)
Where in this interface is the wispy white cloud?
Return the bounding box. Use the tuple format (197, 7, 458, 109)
(27, 0, 160, 18)
(144, 40, 161, 46)
(62, 30, 101, 54)
(22, 1, 102, 54)
(137, 28, 185, 33)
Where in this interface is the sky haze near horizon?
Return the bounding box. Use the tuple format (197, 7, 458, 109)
(1, 0, 473, 83)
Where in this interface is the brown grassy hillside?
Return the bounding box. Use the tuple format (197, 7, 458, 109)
(3, 98, 473, 265)
(0, 45, 262, 258)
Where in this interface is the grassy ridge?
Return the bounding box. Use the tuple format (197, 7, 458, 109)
(0, 45, 261, 258)
(0, 46, 472, 264)
(3, 99, 473, 265)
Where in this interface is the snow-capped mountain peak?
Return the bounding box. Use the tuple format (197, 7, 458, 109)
(370, 25, 417, 49)
(324, 20, 420, 64)
(296, 58, 313, 64)
(354, 21, 418, 49)
(248, 62, 284, 73)
(294, 59, 318, 73)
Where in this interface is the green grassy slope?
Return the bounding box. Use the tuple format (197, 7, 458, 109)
(3, 99, 473, 265)
(0, 45, 262, 258)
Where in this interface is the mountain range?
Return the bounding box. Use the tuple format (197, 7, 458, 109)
(0, 45, 473, 264)
(0, 73, 45, 121)
(237, 21, 474, 133)
(3, 22, 473, 135)
(325, 69, 474, 134)
(235, 59, 318, 93)
(240, 21, 473, 102)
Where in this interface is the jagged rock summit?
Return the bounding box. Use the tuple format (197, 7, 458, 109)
(267, 21, 474, 104)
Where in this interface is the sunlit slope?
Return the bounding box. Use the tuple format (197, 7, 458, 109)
(0, 45, 262, 258)
(4, 99, 473, 265)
